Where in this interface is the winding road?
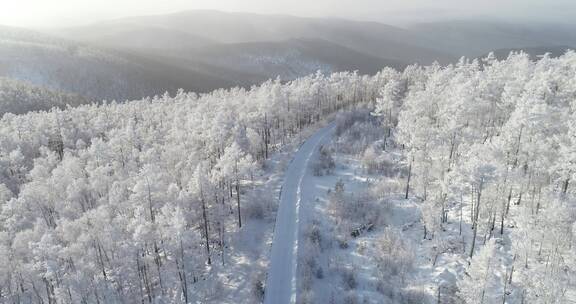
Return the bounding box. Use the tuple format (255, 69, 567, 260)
(264, 124, 335, 304)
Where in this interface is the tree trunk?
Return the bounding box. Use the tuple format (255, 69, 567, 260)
(502, 270, 509, 304)
(500, 210, 505, 235)
(236, 177, 242, 228)
(459, 194, 463, 235)
(513, 126, 523, 168)
(405, 157, 412, 199)
(470, 178, 484, 259)
(200, 189, 211, 265)
(562, 177, 570, 195)
(505, 187, 512, 215)
(177, 239, 188, 304)
(154, 242, 164, 296)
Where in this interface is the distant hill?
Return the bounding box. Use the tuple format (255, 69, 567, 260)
(59, 11, 576, 71)
(173, 38, 406, 80)
(481, 46, 575, 61)
(58, 10, 455, 65)
(0, 77, 88, 115)
(2, 16, 421, 104)
(89, 27, 217, 51)
(408, 21, 576, 57)
(0, 25, 245, 101)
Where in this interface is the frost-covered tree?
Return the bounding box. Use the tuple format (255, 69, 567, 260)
(458, 239, 503, 304)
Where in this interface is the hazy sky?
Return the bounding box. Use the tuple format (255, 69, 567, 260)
(1, 0, 575, 28)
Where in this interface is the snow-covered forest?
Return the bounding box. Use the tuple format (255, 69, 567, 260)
(1, 51, 575, 304)
(294, 52, 576, 304)
(0, 78, 89, 115)
(0, 72, 384, 303)
(371, 51, 576, 303)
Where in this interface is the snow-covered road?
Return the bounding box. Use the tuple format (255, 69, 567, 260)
(264, 124, 335, 304)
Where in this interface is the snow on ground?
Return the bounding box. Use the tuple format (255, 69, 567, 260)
(297, 153, 394, 303)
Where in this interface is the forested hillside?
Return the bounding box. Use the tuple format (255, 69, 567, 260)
(368, 51, 576, 303)
(0, 72, 384, 303)
(0, 25, 243, 102)
(0, 78, 89, 115)
(0, 50, 575, 303)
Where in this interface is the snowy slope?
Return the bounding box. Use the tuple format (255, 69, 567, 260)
(264, 124, 335, 304)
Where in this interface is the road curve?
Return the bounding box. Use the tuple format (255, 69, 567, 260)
(264, 124, 335, 304)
